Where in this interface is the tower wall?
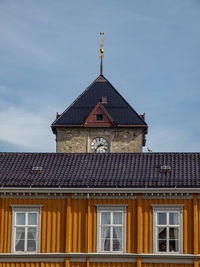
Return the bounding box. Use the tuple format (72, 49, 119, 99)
(56, 127, 144, 153)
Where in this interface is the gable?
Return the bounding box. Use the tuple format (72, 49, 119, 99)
(84, 102, 115, 126)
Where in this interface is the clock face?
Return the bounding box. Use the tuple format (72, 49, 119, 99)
(91, 137, 109, 153)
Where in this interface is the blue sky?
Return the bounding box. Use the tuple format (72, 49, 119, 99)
(0, 0, 200, 152)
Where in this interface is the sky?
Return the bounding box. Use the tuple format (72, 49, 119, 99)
(0, 0, 200, 153)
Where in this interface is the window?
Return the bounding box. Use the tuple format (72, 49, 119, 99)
(101, 96, 108, 104)
(152, 205, 183, 253)
(97, 205, 126, 253)
(11, 206, 42, 253)
(159, 165, 172, 173)
(96, 114, 103, 121)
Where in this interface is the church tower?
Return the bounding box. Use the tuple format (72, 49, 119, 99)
(51, 34, 148, 153)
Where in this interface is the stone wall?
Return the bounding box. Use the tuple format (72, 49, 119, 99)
(56, 127, 144, 153)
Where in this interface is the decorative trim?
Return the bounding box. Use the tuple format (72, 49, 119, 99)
(143, 193, 193, 200)
(151, 204, 184, 208)
(0, 253, 200, 263)
(142, 258, 193, 264)
(70, 258, 87, 262)
(95, 204, 128, 207)
(72, 193, 137, 199)
(1, 192, 66, 199)
(0, 254, 65, 263)
(0, 257, 65, 263)
(90, 258, 137, 263)
(11, 205, 43, 208)
(0, 187, 200, 195)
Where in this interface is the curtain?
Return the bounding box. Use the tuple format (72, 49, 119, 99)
(113, 226, 122, 251)
(15, 227, 25, 251)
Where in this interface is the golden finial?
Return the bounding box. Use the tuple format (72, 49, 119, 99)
(100, 32, 104, 58)
(99, 32, 104, 75)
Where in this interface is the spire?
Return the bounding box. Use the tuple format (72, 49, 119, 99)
(100, 32, 104, 75)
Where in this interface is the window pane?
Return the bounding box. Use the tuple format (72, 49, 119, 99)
(158, 240, 167, 252)
(113, 239, 122, 251)
(16, 227, 25, 239)
(158, 227, 166, 239)
(113, 226, 122, 239)
(157, 213, 166, 225)
(101, 212, 110, 224)
(28, 227, 37, 239)
(169, 240, 179, 252)
(27, 240, 36, 252)
(101, 227, 110, 238)
(169, 228, 179, 239)
(15, 227, 25, 251)
(169, 213, 179, 225)
(15, 240, 25, 251)
(101, 239, 110, 251)
(16, 213, 25, 225)
(113, 212, 122, 224)
(28, 213, 37, 225)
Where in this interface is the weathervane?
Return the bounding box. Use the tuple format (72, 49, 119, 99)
(100, 32, 104, 75)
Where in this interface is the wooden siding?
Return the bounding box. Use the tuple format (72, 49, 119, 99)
(142, 264, 194, 267)
(0, 198, 66, 253)
(0, 264, 64, 267)
(0, 194, 198, 254)
(89, 263, 137, 267)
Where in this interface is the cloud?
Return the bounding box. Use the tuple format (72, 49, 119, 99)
(0, 85, 8, 93)
(0, 106, 55, 152)
(146, 125, 200, 152)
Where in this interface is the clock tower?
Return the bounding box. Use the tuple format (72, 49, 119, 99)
(51, 34, 148, 153)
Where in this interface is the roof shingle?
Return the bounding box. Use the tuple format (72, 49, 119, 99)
(0, 152, 200, 188)
(51, 75, 147, 131)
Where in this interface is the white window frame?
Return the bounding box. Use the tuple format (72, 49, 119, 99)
(11, 205, 42, 253)
(152, 205, 183, 254)
(96, 205, 127, 253)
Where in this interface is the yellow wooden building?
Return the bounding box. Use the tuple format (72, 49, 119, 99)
(1, 44, 200, 267)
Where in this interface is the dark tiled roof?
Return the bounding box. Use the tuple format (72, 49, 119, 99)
(0, 152, 200, 188)
(51, 75, 147, 130)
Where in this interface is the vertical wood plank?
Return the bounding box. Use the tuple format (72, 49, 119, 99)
(183, 199, 188, 254)
(56, 199, 61, 252)
(61, 198, 66, 252)
(41, 199, 47, 252)
(194, 194, 198, 254)
(78, 199, 82, 252)
(87, 198, 91, 253)
(73, 199, 78, 252)
(148, 199, 153, 253)
(3, 199, 8, 253)
(92, 200, 97, 253)
(52, 199, 56, 252)
(86, 258, 90, 267)
(65, 259, 70, 267)
(7, 203, 12, 252)
(127, 200, 131, 253)
(194, 259, 199, 267)
(46, 199, 52, 252)
(66, 194, 72, 253)
(137, 194, 142, 253)
(0, 199, 5, 253)
(137, 258, 142, 267)
(144, 199, 148, 253)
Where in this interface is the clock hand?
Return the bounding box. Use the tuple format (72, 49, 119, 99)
(95, 143, 103, 152)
